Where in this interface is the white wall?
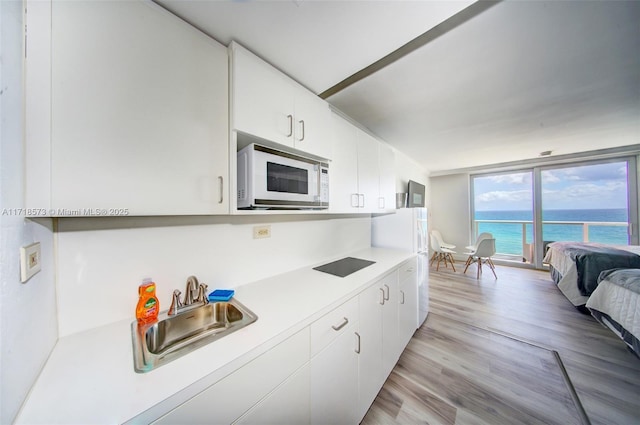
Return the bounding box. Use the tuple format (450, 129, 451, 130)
(429, 173, 471, 260)
(0, 2, 58, 423)
(56, 215, 371, 336)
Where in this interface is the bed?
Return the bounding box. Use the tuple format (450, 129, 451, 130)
(543, 241, 640, 308)
(586, 268, 640, 356)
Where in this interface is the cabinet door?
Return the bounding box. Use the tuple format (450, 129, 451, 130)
(231, 43, 295, 148)
(399, 269, 419, 349)
(357, 284, 385, 422)
(234, 364, 310, 425)
(356, 130, 380, 212)
(329, 112, 359, 213)
(380, 270, 400, 376)
(293, 86, 332, 159)
(310, 328, 359, 425)
(377, 142, 396, 212)
(153, 329, 309, 425)
(43, 1, 228, 215)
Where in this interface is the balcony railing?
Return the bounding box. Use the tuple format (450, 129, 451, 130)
(473, 219, 630, 263)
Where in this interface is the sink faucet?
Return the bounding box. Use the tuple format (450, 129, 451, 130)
(183, 275, 200, 306)
(168, 276, 209, 316)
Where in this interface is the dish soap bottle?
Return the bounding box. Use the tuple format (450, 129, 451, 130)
(136, 278, 159, 323)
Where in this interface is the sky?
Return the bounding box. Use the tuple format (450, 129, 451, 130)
(473, 161, 628, 211)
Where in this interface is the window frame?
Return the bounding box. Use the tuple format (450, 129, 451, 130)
(470, 155, 638, 269)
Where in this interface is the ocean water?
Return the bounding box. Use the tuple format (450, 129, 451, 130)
(475, 209, 629, 256)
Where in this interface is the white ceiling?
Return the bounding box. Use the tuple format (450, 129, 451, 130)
(157, 0, 640, 174)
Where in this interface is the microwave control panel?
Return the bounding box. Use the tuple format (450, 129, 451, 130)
(318, 165, 330, 203)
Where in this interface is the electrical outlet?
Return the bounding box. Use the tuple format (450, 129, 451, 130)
(253, 225, 271, 239)
(20, 242, 41, 283)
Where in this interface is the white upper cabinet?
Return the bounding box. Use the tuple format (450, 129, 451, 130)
(292, 85, 333, 159)
(378, 142, 397, 212)
(329, 112, 360, 212)
(356, 130, 381, 212)
(329, 112, 396, 213)
(230, 42, 331, 159)
(231, 43, 294, 148)
(25, 0, 229, 216)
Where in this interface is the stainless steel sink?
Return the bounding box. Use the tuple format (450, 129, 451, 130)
(131, 299, 258, 373)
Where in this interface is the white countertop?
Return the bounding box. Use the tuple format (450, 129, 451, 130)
(16, 248, 413, 425)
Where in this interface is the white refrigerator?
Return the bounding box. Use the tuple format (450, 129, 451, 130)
(371, 208, 429, 326)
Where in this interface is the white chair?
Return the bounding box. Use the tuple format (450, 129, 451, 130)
(430, 233, 457, 272)
(431, 230, 456, 250)
(465, 232, 493, 251)
(463, 238, 497, 279)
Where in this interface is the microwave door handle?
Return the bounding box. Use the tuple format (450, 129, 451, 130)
(316, 164, 321, 205)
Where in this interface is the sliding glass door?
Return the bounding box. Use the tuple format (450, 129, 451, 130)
(472, 157, 638, 268)
(472, 171, 534, 263)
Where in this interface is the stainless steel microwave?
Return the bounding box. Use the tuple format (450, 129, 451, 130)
(237, 144, 329, 209)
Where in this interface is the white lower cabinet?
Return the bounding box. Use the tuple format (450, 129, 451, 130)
(152, 328, 309, 425)
(380, 270, 401, 375)
(234, 364, 310, 425)
(151, 258, 419, 425)
(398, 259, 419, 349)
(356, 283, 385, 420)
(356, 270, 401, 421)
(310, 298, 359, 425)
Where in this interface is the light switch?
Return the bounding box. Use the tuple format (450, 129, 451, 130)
(20, 242, 41, 283)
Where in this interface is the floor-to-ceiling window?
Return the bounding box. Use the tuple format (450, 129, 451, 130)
(472, 171, 534, 263)
(471, 157, 638, 268)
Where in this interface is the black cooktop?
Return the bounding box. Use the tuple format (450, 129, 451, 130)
(313, 257, 376, 278)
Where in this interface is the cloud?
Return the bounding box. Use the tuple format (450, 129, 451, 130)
(477, 190, 532, 203)
(542, 172, 560, 184)
(549, 162, 627, 183)
(565, 182, 626, 198)
(487, 173, 531, 185)
(542, 181, 627, 207)
(475, 161, 629, 210)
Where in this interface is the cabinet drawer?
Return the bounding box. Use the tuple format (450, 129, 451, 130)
(153, 328, 310, 425)
(399, 257, 417, 281)
(310, 297, 358, 358)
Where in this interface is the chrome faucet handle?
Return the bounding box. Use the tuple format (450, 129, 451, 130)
(183, 276, 200, 306)
(196, 283, 209, 304)
(168, 289, 182, 316)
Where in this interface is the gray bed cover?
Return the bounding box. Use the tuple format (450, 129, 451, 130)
(598, 268, 640, 295)
(558, 242, 640, 296)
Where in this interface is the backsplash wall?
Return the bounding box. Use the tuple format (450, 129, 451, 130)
(56, 214, 372, 336)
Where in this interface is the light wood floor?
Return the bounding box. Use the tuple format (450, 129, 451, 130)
(361, 264, 640, 425)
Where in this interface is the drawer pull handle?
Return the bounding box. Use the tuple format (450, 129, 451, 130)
(379, 288, 385, 305)
(400, 290, 406, 304)
(383, 284, 390, 301)
(332, 317, 349, 331)
(355, 332, 361, 354)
